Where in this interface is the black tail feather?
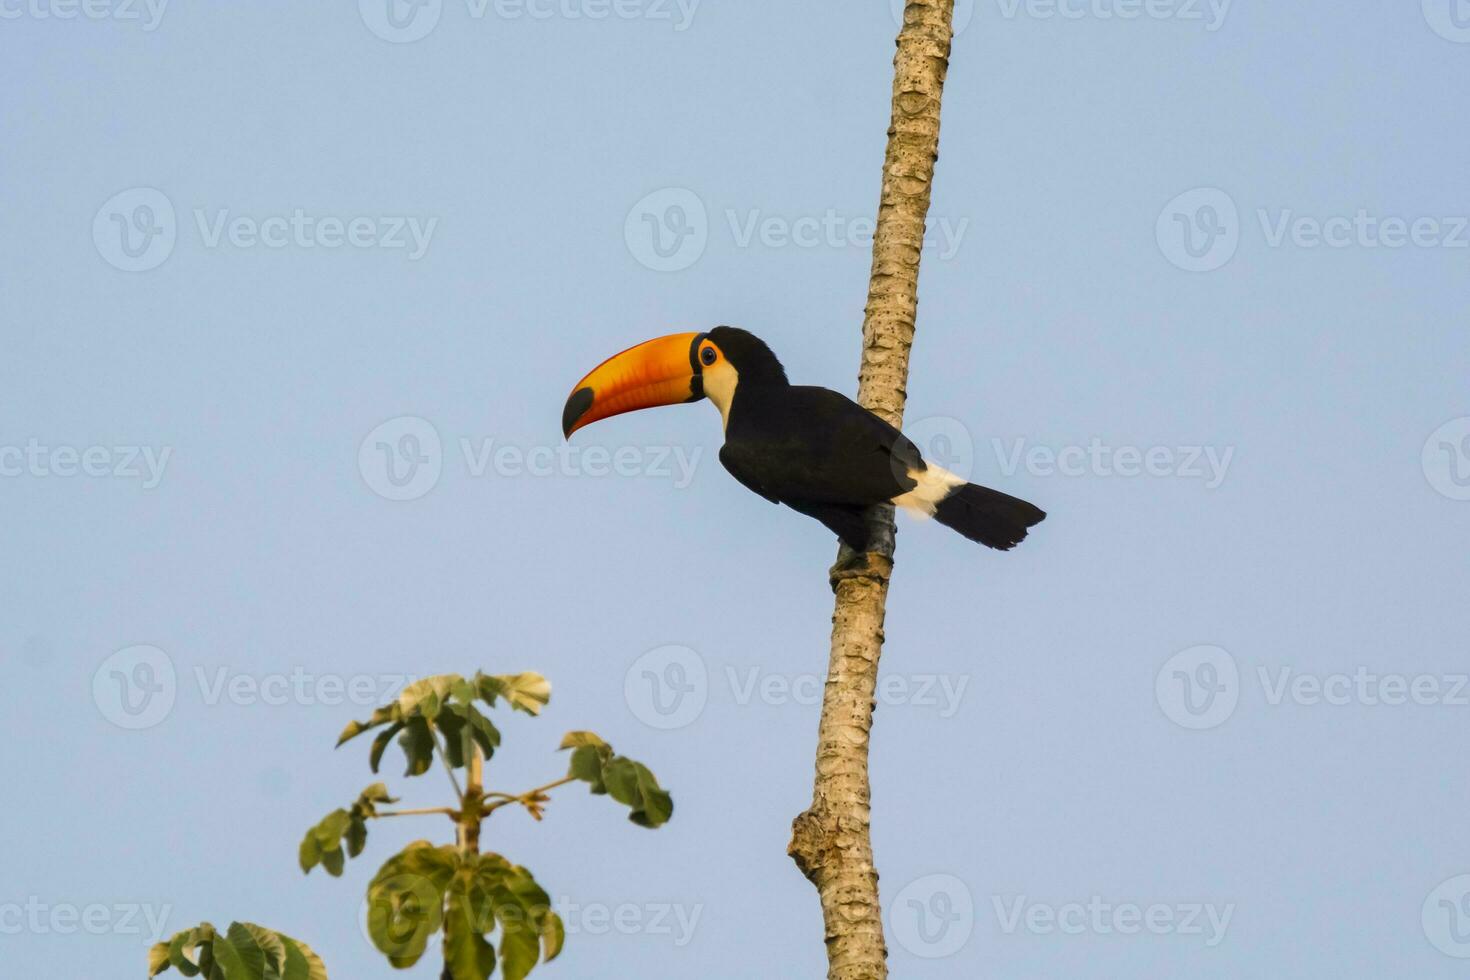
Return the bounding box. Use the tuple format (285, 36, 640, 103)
(932, 483, 1046, 551)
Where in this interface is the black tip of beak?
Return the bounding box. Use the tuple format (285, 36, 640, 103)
(562, 387, 594, 439)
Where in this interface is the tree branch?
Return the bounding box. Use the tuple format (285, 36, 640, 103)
(481, 775, 578, 820)
(789, 3, 956, 978)
(373, 806, 458, 819)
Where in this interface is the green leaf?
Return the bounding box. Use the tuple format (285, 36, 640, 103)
(437, 704, 473, 769)
(301, 785, 397, 874)
(502, 866, 562, 963)
(562, 736, 673, 828)
(398, 675, 461, 721)
(444, 875, 498, 980)
(336, 705, 393, 747)
(496, 917, 539, 980)
(368, 722, 405, 774)
(359, 782, 395, 805)
(566, 745, 610, 793)
(207, 926, 250, 979)
(465, 705, 502, 759)
(149, 941, 171, 977)
(344, 816, 367, 859)
(224, 922, 286, 979)
(276, 937, 316, 980)
(299, 809, 351, 876)
(364, 843, 458, 968)
(558, 731, 607, 750)
(476, 673, 551, 716)
(289, 940, 328, 980)
(167, 924, 213, 976)
(541, 912, 565, 963)
(396, 717, 436, 777)
(630, 762, 674, 828)
(152, 923, 324, 980)
(336, 670, 548, 781)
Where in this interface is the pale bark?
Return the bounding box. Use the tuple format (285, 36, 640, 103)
(788, 3, 956, 978)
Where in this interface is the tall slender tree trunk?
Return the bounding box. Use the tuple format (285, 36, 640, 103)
(787, 3, 956, 978)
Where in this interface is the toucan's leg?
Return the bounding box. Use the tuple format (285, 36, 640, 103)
(783, 499, 871, 551)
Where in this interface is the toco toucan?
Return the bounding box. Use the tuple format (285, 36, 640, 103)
(561, 327, 1045, 552)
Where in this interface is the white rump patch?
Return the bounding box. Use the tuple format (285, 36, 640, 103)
(891, 465, 966, 518)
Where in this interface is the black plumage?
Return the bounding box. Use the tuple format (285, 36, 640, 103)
(706, 327, 1045, 552)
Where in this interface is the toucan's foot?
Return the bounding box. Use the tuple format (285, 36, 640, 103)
(828, 547, 891, 590)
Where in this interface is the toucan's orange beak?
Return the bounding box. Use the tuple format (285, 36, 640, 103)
(562, 332, 706, 438)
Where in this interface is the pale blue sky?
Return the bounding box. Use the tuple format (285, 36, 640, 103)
(3, 2, 1470, 977)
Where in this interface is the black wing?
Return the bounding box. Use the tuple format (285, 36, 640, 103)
(722, 386, 924, 505)
(718, 443, 781, 504)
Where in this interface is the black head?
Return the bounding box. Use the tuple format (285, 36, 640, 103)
(704, 326, 788, 386)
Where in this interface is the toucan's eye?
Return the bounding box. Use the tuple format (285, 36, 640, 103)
(700, 346, 718, 366)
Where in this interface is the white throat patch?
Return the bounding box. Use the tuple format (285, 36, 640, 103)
(701, 360, 739, 431)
